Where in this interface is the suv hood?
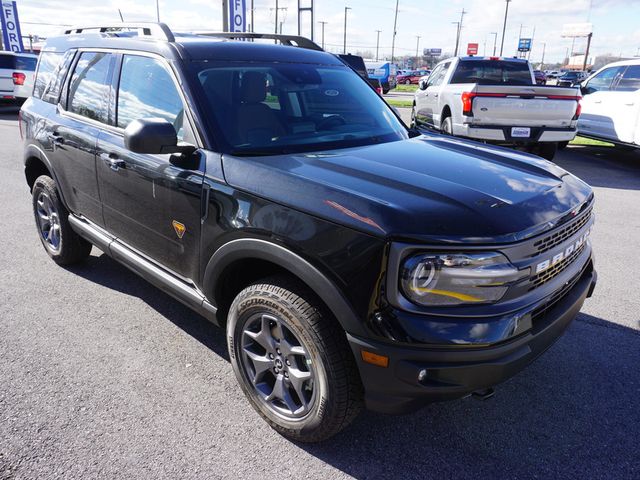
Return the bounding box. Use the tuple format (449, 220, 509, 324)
(222, 135, 592, 243)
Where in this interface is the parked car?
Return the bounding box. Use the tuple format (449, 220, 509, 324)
(337, 53, 383, 94)
(533, 70, 547, 85)
(0, 51, 38, 100)
(412, 56, 581, 159)
(365, 60, 397, 93)
(545, 70, 561, 79)
(397, 69, 430, 85)
(556, 71, 586, 87)
(577, 59, 640, 149)
(21, 24, 596, 442)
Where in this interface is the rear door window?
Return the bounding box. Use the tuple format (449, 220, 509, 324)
(34, 51, 75, 103)
(615, 65, 640, 92)
(584, 67, 625, 94)
(67, 52, 114, 123)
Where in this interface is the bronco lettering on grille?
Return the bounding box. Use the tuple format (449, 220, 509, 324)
(535, 227, 592, 274)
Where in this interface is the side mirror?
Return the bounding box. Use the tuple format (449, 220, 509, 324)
(124, 118, 194, 155)
(418, 79, 428, 90)
(579, 82, 589, 96)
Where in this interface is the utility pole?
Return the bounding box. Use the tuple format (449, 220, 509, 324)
(375, 29, 382, 61)
(319, 21, 327, 50)
(415, 35, 421, 59)
(583, 32, 592, 72)
(391, 0, 399, 63)
(343, 6, 351, 54)
(275, 0, 279, 35)
(453, 9, 466, 57)
(540, 42, 546, 69)
(156, 0, 160, 22)
(452, 22, 460, 56)
(490, 32, 497, 56)
(222, 0, 229, 31)
(251, 0, 254, 32)
(517, 24, 526, 57)
(499, 0, 511, 57)
(528, 26, 536, 60)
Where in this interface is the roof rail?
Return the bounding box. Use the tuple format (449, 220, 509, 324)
(62, 22, 175, 42)
(193, 32, 323, 51)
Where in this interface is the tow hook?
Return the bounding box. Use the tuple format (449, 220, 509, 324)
(471, 387, 495, 401)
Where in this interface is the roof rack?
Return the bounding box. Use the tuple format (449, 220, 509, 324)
(189, 31, 323, 51)
(62, 22, 175, 42)
(61, 23, 322, 52)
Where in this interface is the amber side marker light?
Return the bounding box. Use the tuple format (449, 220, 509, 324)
(361, 350, 389, 368)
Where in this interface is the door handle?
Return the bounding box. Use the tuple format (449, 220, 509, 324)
(100, 152, 126, 171)
(594, 100, 602, 104)
(625, 102, 635, 106)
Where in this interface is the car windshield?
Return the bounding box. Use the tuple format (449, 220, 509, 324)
(192, 62, 408, 155)
(450, 60, 533, 85)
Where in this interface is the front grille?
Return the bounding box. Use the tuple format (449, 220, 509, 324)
(532, 206, 592, 256)
(531, 259, 591, 323)
(528, 241, 587, 291)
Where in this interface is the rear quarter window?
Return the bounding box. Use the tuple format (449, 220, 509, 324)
(34, 51, 75, 103)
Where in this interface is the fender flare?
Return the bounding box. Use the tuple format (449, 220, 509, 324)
(203, 238, 366, 337)
(24, 143, 71, 210)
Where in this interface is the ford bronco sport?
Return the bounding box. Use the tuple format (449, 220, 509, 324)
(21, 24, 596, 442)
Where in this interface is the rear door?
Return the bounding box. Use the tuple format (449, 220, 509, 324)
(578, 66, 626, 140)
(608, 65, 640, 144)
(0, 54, 15, 97)
(97, 53, 204, 280)
(47, 51, 115, 226)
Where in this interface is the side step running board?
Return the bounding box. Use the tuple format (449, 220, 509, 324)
(68, 215, 219, 326)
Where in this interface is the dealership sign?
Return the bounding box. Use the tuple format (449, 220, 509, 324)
(467, 43, 478, 55)
(518, 38, 532, 52)
(423, 48, 442, 56)
(228, 0, 247, 32)
(1, 1, 24, 52)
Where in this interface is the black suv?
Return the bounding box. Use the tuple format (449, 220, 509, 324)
(21, 23, 596, 442)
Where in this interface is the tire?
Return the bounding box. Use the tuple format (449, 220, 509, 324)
(558, 141, 569, 150)
(31, 175, 92, 265)
(382, 88, 389, 94)
(410, 104, 417, 128)
(613, 144, 637, 152)
(537, 142, 558, 160)
(441, 115, 453, 135)
(405, 79, 411, 85)
(227, 276, 363, 442)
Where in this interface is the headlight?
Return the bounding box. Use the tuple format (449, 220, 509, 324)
(400, 252, 526, 306)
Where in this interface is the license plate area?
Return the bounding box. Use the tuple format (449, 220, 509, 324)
(511, 127, 531, 138)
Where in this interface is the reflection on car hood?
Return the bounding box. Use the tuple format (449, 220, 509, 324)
(222, 135, 593, 243)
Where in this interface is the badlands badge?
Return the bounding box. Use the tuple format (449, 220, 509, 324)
(172, 220, 186, 239)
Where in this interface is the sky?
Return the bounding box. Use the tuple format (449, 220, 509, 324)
(10, 0, 640, 63)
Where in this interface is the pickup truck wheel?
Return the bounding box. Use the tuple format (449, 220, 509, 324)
(31, 175, 92, 265)
(558, 141, 569, 150)
(441, 116, 453, 135)
(227, 276, 363, 442)
(537, 142, 558, 160)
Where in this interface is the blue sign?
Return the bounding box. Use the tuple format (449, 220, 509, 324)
(518, 38, 532, 52)
(228, 0, 247, 33)
(1, 1, 24, 52)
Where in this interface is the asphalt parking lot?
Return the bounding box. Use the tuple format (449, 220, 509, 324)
(1, 107, 639, 479)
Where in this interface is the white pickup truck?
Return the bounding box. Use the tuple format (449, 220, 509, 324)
(411, 56, 581, 159)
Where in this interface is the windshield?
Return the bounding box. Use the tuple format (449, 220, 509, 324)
(450, 60, 533, 85)
(192, 62, 407, 155)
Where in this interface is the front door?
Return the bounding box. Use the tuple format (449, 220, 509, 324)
(97, 53, 204, 281)
(578, 66, 625, 141)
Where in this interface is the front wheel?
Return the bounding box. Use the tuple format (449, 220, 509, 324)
(405, 79, 411, 85)
(227, 276, 363, 442)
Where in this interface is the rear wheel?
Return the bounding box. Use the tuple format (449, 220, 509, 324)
(227, 276, 363, 442)
(441, 116, 453, 135)
(31, 175, 92, 265)
(558, 141, 569, 150)
(405, 79, 411, 85)
(535, 142, 558, 160)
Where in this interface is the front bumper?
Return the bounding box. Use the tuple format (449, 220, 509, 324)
(347, 263, 596, 414)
